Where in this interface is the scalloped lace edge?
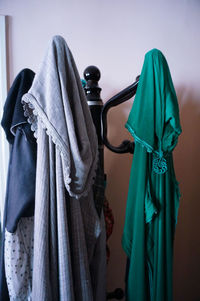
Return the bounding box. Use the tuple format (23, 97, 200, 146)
(22, 93, 99, 200)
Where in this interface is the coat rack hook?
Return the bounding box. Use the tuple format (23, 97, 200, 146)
(101, 78, 139, 154)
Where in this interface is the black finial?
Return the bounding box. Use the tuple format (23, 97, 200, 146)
(83, 65, 103, 169)
(84, 65, 101, 82)
(83, 65, 102, 101)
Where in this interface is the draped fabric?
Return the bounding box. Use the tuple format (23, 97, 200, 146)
(22, 36, 106, 301)
(0, 69, 36, 301)
(122, 49, 181, 301)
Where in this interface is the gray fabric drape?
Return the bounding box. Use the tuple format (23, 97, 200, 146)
(22, 35, 106, 301)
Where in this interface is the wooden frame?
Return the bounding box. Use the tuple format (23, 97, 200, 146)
(0, 15, 9, 227)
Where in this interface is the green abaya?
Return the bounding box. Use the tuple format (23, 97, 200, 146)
(122, 49, 181, 301)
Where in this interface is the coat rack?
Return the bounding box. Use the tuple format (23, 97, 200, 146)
(101, 77, 139, 154)
(83, 65, 139, 155)
(83, 65, 139, 300)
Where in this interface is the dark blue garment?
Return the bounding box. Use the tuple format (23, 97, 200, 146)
(0, 69, 36, 301)
(1, 68, 35, 144)
(6, 124, 36, 232)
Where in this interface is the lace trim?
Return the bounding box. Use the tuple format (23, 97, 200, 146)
(22, 93, 99, 199)
(125, 123, 168, 174)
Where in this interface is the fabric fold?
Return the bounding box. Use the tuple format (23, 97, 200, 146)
(122, 48, 181, 301)
(1, 68, 35, 143)
(125, 48, 181, 174)
(0, 68, 36, 301)
(22, 35, 106, 301)
(22, 35, 98, 199)
(145, 179, 158, 224)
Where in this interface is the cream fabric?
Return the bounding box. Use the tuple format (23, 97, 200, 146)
(4, 217, 34, 301)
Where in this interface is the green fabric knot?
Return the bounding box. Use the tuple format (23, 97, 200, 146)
(153, 153, 167, 174)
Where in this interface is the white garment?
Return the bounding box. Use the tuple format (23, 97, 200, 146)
(4, 217, 34, 301)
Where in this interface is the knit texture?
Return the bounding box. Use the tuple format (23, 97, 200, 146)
(22, 36, 106, 301)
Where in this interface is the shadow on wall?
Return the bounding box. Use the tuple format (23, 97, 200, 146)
(173, 86, 200, 301)
(105, 86, 200, 301)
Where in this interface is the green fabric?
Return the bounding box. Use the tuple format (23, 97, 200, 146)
(122, 49, 181, 301)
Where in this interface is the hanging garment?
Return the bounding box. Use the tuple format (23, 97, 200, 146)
(22, 35, 106, 301)
(0, 69, 36, 301)
(122, 49, 181, 301)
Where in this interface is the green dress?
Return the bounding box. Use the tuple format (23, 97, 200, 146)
(122, 49, 181, 301)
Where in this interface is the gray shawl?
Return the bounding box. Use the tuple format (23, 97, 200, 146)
(22, 36, 106, 301)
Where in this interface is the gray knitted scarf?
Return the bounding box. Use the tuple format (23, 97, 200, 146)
(22, 36, 105, 301)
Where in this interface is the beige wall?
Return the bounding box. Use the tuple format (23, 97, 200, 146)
(1, 0, 200, 300)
